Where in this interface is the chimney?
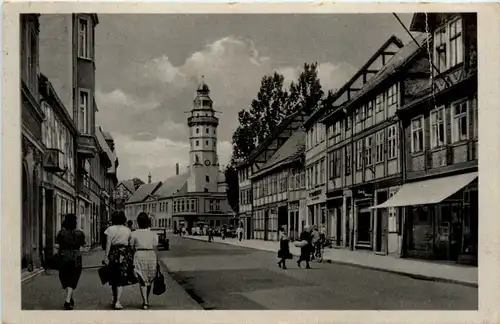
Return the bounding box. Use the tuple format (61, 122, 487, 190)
(176, 163, 179, 175)
(148, 172, 152, 184)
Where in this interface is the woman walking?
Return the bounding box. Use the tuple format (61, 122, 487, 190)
(104, 210, 135, 309)
(56, 214, 86, 310)
(297, 225, 313, 269)
(130, 212, 159, 310)
(277, 227, 292, 269)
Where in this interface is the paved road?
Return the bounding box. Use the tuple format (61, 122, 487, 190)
(22, 249, 201, 310)
(161, 235, 478, 310)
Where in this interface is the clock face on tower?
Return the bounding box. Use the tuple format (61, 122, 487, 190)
(204, 160, 211, 166)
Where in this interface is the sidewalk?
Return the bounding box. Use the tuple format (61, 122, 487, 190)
(184, 235, 478, 287)
(22, 248, 202, 310)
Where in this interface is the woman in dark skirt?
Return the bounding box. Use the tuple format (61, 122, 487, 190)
(56, 214, 86, 310)
(104, 210, 135, 309)
(297, 225, 313, 269)
(277, 227, 292, 269)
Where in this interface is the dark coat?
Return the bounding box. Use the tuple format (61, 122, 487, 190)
(299, 230, 313, 261)
(277, 235, 293, 259)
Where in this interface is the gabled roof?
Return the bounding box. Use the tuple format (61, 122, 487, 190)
(320, 33, 428, 123)
(154, 173, 190, 199)
(239, 109, 305, 167)
(252, 129, 306, 179)
(119, 179, 136, 194)
(303, 35, 405, 130)
(126, 181, 162, 204)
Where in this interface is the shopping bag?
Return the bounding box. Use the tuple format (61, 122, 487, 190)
(152, 263, 166, 296)
(98, 265, 110, 285)
(294, 240, 307, 248)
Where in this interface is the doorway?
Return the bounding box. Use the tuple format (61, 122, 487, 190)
(278, 206, 288, 231)
(264, 210, 269, 241)
(357, 207, 372, 247)
(22, 165, 30, 270)
(375, 191, 388, 253)
(335, 207, 342, 246)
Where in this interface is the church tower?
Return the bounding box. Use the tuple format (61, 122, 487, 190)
(187, 77, 220, 193)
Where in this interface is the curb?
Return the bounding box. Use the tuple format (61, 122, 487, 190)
(181, 236, 478, 288)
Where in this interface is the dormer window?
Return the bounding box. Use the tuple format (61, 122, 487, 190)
(434, 17, 463, 74)
(78, 17, 92, 60)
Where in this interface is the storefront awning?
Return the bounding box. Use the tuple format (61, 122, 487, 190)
(370, 172, 478, 209)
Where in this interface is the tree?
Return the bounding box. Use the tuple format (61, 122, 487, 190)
(287, 62, 324, 115)
(223, 165, 239, 214)
(132, 177, 145, 190)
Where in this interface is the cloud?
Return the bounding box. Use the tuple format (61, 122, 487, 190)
(97, 36, 354, 180)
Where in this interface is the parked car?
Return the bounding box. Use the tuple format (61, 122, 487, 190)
(150, 228, 169, 250)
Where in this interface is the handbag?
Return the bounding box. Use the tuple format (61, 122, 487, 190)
(98, 265, 110, 285)
(46, 252, 61, 270)
(294, 240, 307, 248)
(152, 263, 166, 295)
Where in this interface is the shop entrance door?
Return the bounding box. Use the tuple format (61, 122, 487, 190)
(336, 207, 342, 246)
(264, 210, 269, 241)
(375, 191, 388, 253)
(357, 207, 372, 247)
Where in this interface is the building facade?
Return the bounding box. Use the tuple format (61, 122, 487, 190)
(21, 14, 45, 274)
(114, 179, 136, 211)
(237, 162, 253, 239)
(374, 13, 478, 264)
(251, 130, 306, 241)
(39, 74, 78, 263)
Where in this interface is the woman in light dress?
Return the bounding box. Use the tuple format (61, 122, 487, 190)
(104, 211, 135, 309)
(130, 212, 159, 310)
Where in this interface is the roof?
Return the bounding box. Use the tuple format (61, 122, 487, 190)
(95, 126, 116, 167)
(303, 35, 404, 130)
(119, 180, 136, 194)
(103, 131, 113, 140)
(320, 33, 428, 123)
(252, 129, 305, 179)
(244, 110, 304, 165)
(154, 173, 190, 198)
(126, 181, 162, 204)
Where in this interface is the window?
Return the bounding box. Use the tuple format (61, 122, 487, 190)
(196, 140, 199, 146)
(319, 159, 325, 184)
(206, 128, 209, 134)
(376, 94, 384, 113)
(430, 107, 446, 148)
(355, 108, 360, 124)
(449, 18, 463, 68)
(345, 116, 352, 131)
(360, 105, 366, 122)
(78, 90, 89, 133)
(332, 150, 341, 178)
(387, 84, 398, 107)
(314, 162, 319, 186)
(332, 121, 342, 143)
(196, 128, 199, 134)
(356, 140, 363, 170)
(452, 100, 468, 142)
(434, 17, 463, 73)
(376, 130, 385, 163)
(191, 199, 195, 211)
(411, 116, 425, 153)
(387, 125, 398, 160)
(78, 17, 91, 59)
(366, 100, 373, 119)
(365, 136, 373, 166)
(205, 140, 209, 146)
(345, 145, 352, 175)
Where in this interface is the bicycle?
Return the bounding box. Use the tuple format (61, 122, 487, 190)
(311, 241, 324, 263)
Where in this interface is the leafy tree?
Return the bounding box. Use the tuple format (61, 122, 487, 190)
(223, 165, 239, 214)
(132, 177, 145, 190)
(287, 62, 325, 115)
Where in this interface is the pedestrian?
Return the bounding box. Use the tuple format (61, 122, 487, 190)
(207, 227, 214, 242)
(55, 213, 86, 310)
(221, 225, 226, 240)
(311, 225, 321, 260)
(236, 225, 243, 242)
(130, 212, 159, 310)
(277, 227, 292, 269)
(104, 210, 136, 310)
(127, 220, 135, 232)
(297, 225, 313, 269)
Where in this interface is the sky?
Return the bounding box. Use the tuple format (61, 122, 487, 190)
(94, 14, 413, 182)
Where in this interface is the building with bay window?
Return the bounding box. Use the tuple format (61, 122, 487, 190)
(21, 14, 45, 277)
(372, 13, 478, 265)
